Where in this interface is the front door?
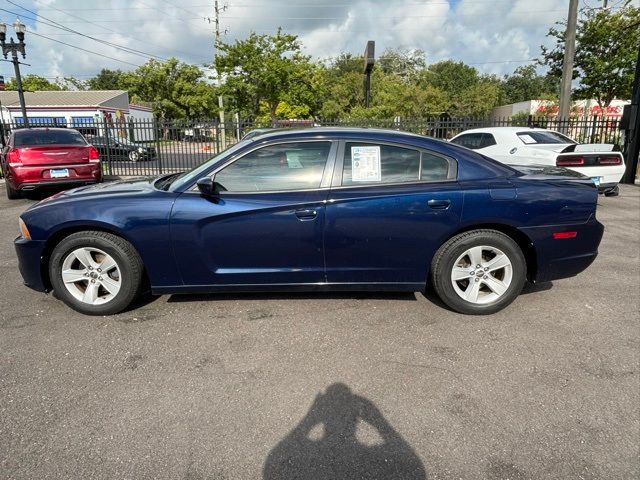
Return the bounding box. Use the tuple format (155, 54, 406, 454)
(171, 140, 335, 287)
(324, 140, 462, 286)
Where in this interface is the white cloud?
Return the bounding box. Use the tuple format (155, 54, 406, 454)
(0, 0, 584, 81)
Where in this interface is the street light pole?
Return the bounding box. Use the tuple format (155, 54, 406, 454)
(0, 19, 29, 127)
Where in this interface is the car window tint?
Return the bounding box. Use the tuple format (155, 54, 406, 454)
(421, 152, 454, 181)
(14, 130, 87, 147)
(517, 131, 575, 144)
(342, 143, 420, 185)
(450, 133, 484, 150)
(481, 133, 497, 148)
(215, 141, 330, 192)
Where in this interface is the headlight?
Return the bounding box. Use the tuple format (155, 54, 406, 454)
(18, 218, 31, 240)
(138, 147, 145, 153)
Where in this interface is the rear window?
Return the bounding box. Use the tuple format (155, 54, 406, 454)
(14, 130, 87, 147)
(516, 131, 575, 145)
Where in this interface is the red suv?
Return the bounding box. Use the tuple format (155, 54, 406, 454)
(1, 128, 102, 199)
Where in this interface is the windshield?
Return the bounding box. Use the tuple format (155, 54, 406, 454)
(167, 140, 252, 192)
(517, 131, 576, 145)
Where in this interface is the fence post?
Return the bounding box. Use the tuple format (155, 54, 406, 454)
(153, 118, 163, 175)
(589, 115, 598, 143)
(102, 117, 113, 176)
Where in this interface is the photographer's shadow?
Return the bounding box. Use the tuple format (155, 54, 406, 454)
(263, 383, 427, 480)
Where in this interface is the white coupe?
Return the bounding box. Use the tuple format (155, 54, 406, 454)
(450, 127, 625, 196)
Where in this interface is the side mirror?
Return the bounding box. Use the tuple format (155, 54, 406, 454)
(196, 176, 218, 196)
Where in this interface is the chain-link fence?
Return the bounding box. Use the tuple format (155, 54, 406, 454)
(0, 115, 624, 177)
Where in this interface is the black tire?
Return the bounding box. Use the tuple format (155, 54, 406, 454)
(431, 229, 527, 315)
(49, 231, 144, 315)
(604, 185, 619, 197)
(5, 180, 20, 199)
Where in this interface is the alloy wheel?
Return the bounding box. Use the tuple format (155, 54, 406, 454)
(450, 245, 513, 304)
(60, 247, 122, 305)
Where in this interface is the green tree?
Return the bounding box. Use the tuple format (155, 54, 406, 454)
(87, 69, 126, 90)
(215, 29, 314, 120)
(539, 1, 640, 108)
(378, 48, 427, 82)
(5, 74, 61, 91)
(502, 65, 559, 104)
(420, 60, 480, 98)
(122, 58, 217, 119)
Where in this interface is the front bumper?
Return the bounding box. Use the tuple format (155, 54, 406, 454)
(14, 236, 48, 292)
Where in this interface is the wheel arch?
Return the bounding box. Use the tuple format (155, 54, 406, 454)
(40, 223, 148, 292)
(434, 223, 537, 283)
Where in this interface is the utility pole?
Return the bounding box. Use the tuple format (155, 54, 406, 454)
(558, 0, 579, 121)
(622, 43, 640, 184)
(214, 0, 226, 150)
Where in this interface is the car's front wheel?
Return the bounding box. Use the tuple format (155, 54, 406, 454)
(431, 230, 526, 315)
(49, 231, 144, 315)
(128, 151, 140, 162)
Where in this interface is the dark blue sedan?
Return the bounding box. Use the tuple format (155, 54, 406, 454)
(14, 128, 604, 315)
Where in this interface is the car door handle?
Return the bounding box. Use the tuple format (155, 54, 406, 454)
(427, 199, 451, 210)
(294, 208, 318, 220)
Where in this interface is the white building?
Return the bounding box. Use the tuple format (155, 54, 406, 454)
(491, 99, 630, 119)
(0, 90, 155, 141)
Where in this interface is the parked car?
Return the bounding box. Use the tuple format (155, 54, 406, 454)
(449, 127, 625, 196)
(89, 136, 156, 162)
(1, 128, 102, 199)
(15, 128, 604, 316)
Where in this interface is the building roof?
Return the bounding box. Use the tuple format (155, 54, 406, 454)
(0, 90, 129, 109)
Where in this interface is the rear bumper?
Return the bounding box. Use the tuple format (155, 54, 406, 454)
(569, 164, 625, 186)
(5, 163, 102, 191)
(14, 236, 48, 292)
(520, 217, 604, 283)
(17, 179, 100, 191)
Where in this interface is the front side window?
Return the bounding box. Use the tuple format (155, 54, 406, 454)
(214, 142, 331, 193)
(342, 142, 454, 186)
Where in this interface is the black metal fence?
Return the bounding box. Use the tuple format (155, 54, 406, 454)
(0, 115, 624, 177)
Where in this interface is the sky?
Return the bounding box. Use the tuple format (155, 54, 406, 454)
(0, 0, 635, 83)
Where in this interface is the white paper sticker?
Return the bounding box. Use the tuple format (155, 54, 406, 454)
(518, 134, 536, 144)
(351, 146, 381, 182)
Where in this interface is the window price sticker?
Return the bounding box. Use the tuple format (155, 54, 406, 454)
(351, 146, 381, 182)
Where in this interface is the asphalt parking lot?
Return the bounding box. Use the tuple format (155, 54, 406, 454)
(0, 183, 638, 479)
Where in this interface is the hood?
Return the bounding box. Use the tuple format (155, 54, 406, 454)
(27, 177, 159, 210)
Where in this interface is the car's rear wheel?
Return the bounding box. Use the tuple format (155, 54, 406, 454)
(431, 230, 526, 315)
(604, 185, 619, 197)
(128, 151, 139, 162)
(5, 180, 20, 199)
(49, 231, 144, 315)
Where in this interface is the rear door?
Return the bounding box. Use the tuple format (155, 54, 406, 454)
(324, 140, 462, 286)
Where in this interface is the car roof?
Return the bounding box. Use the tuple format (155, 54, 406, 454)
(454, 127, 556, 135)
(248, 126, 429, 142)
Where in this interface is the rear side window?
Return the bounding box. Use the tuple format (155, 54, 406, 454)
(517, 131, 575, 145)
(342, 142, 455, 186)
(14, 130, 87, 147)
(450, 133, 496, 150)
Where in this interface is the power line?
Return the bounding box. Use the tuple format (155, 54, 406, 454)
(26, 2, 199, 60)
(27, 31, 140, 67)
(4, 1, 166, 61)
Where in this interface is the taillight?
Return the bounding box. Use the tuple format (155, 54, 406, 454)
(7, 149, 22, 167)
(598, 155, 621, 165)
(88, 146, 100, 162)
(556, 155, 584, 167)
(553, 231, 578, 240)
